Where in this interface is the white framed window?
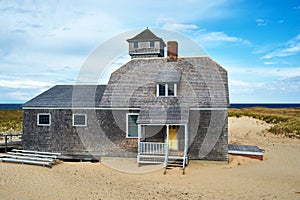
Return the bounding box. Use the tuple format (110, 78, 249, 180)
(157, 83, 177, 97)
(133, 42, 138, 48)
(37, 113, 51, 126)
(126, 113, 139, 138)
(73, 114, 87, 126)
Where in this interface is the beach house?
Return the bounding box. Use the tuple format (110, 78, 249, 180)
(22, 29, 229, 169)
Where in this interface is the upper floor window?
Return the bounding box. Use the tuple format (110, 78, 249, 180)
(157, 83, 177, 97)
(73, 114, 87, 126)
(133, 42, 138, 48)
(37, 113, 51, 126)
(150, 41, 155, 48)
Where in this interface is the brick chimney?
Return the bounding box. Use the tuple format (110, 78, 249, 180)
(167, 41, 178, 61)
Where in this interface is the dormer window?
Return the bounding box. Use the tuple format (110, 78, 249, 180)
(133, 42, 138, 48)
(157, 83, 177, 97)
(150, 41, 155, 48)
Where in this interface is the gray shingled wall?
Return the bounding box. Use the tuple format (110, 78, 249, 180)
(23, 108, 228, 161)
(188, 110, 228, 161)
(23, 109, 140, 159)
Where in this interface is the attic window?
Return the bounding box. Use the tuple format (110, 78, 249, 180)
(157, 83, 177, 97)
(150, 41, 155, 47)
(133, 42, 138, 48)
(73, 114, 87, 126)
(37, 113, 51, 126)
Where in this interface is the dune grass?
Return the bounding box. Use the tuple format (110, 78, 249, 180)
(229, 107, 300, 138)
(0, 110, 22, 132)
(1, 108, 299, 138)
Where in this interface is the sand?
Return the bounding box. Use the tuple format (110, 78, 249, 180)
(1, 116, 300, 199)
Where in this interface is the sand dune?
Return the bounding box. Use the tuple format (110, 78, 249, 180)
(1, 116, 300, 199)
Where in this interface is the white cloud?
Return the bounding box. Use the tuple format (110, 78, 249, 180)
(229, 79, 263, 94)
(264, 76, 300, 92)
(229, 76, 300, 103)
(197, 32, 251, 46)
(263, 61, 277, 65)
(256, 18, 268, 26)
(155, 16, 202, 32)
(163, 23, 199, 32)
(261, 34, 300, 59)
(228, 65, 300, 79)
(0, 79, 51, 89)
(7, 92, 35, 101)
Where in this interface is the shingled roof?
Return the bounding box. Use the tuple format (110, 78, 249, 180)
(23, 85, 106, 108)
(127, 28, 166, 45)
(99, 56, 229, 108)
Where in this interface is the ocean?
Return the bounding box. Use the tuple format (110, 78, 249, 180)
(0, 103, 300, 110)
(0, 104, 23, 110)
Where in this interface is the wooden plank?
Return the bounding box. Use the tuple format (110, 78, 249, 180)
(12, 149, 61, 156)
(5, 154, 55, 162)
(0, 158, 53, 167)
(7, 152, 58, 159)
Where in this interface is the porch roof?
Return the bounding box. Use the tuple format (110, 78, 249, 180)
(136, 105, 189, 124)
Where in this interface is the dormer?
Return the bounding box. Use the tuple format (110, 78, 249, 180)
(127, 28, 166, 59)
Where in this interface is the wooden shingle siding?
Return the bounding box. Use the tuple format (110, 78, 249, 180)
(23, 109, 140, 159)
(188, 110, 228, 161)
(99, 57, 229, 109)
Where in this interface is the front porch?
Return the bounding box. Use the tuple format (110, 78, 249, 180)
(137, 124, 189, 173)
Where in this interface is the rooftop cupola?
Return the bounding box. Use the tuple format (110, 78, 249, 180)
(127, 28, 166, 59)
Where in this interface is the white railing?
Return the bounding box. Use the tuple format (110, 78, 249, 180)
(139, 142, 167, 155)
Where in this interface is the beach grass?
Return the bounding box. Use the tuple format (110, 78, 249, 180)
(0, 110, 22, 132)
(229, 107, 300, 138)
(0, 108, 299, 138)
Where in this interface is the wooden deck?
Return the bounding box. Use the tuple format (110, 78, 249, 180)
(228, 144, 264, 160)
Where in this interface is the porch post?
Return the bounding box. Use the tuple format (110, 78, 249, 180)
(138, 124, 142, 153)
(166, 125, 169, 148)
(184, 124, 188, 155)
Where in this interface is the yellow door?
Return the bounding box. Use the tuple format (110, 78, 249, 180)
(168, 126, 178, 150)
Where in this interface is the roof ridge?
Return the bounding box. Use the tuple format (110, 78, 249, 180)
(127, 28, 164, 42)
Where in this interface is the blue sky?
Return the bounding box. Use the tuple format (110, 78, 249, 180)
(0, 0, 300, 103)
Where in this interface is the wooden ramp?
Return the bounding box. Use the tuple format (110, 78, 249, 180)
(228, 144, 264, 160)
(0, 149, 61, 167)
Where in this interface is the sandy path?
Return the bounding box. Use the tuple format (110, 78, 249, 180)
(0, 117, 300, 200)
